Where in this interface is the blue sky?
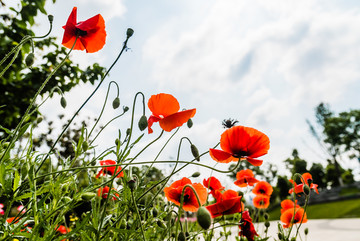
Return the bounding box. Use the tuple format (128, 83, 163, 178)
(11, 0, 360, 186)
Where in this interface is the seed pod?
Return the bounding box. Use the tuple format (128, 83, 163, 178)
(191, 172, 201, 178)
(191, 144, 200, 162)
(112, 97, 120, 109)
(196, 206, 212, 230)
(187, 118, 193, 128)
(82, 141, 89, 152)
(60, 97, 67, 108)
(138, 115, 148, 131)
(25, 53, 35, 67)
(126, 28, 134, 38)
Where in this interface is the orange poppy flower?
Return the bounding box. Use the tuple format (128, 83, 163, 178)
(239, 210, 258, 241)
(234, 169, 259, 187)
(289, 173, 319, 195)
(252, 181, 273, 196)
(253, 194, 270, 209)
(164, 177, 207, 212)
(280, 199, 300, 214)
(280, 207, 307, 228)
(97, 186, 119, 201)
(6, 216, 20, 224)
(209, 126, 270, 166)
(147, 93, 196, 134)
(206, 189, 244, 218)
(96, 160, 124, 178)
(62, 7, 106, 53)
(56, 225, 71, 234)
(203, 177, 225, 200)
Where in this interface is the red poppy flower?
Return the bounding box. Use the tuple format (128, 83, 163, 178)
(164, 177, 207, 212)
(252, 181, 273, 196)
(203, 176, 225, 200)
(289, 173, 319, 195)
(209, 126, 270, 166)
(6, 216, 20, 224)
(62, 7, 106, 53)
(147, 93, 196, 134)
(239, 210, 259, 241)
(97, 186, 119, 201)
(96, 160, 124, 178)
(280, 207, 307, 228)
(234, 169, 259, 187)
(253, 194, 270, 209)
(206, 189, 244, 218)
(280, 199, 300, 214)
(56, 225, 71, 234)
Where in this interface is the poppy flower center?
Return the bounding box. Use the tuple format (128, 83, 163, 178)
(75, 28, 87, 36)
(183, 194, 190, 203)
(233, 151, 249, 158)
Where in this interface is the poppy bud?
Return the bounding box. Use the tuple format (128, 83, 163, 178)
(120, 219, 126, 229)
(48, 15, 54, 23)
(112, 97, 120, 109)
(278, 233, 283, 240)
(36, 116, 43, 124)
(82, 141, 89, 152)
(126, 28, 134, 38)
(123, 106, 129, 112)
(191, 172, 201, 178)
(25, 53, 35, 67)
(126, 128, 131, 136)
(196, 206, 212, 230)
(304, 227, 309, 235)
(157, 220, 166, 229)
(187, 118, 193, 128)
(115, 138, 121, 146)
(238, 191, 244, 197)
(128, 179, 136, 191)
(178, 232, 186, 241)
(265, 221, 270, 228)
(303, 184, 310, 195)
(60, 97, 67, 108)
(264, 213, 269, 220)
(191, 144, 200, 162)
(152, 207, 158, 217)
(138, 115, 148, 131)
(294, 173, 303, 182)
(81, 192, 96, 201)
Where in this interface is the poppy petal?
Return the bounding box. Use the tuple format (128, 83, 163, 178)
(148, 93, 180, 118)
(62, 7, 86, 51)
(147, 115, 161, 134)
(209, 149, 237, 163)
(158, 109, 196, 132)
(76, 14, 106, 53)
(246, 157, 263, 166)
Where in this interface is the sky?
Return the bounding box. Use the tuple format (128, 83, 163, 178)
(8, 0, 360, 187)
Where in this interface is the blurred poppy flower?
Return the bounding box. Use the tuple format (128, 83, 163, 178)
(253, 194, 270, 209)
(206, 189, 244, 218)
(164, 177, 207, 212)
(96, 160, 124, 178)
(203, 176, 225, 200)
(209, 126, 269, 166)
(56, 225, 71, 234)
(97, 186, 119, 201)
(280, 207, 307, 228)
(280, 199, 300, 214)
(234, 169, 259, 187)
(147, 93, 196, 134)
(289, 173, 319, 195)
(239, 210, 258, 241)
(252, 181, 273, 196)
(6, 216, 20, 224)
(62, 7, 106, 53)
(0, 203, 4, 215)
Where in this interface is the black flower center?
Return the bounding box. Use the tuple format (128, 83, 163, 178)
(76, 28, 87, 36)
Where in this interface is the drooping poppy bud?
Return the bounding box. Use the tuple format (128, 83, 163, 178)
(112, 97, 120, 109)
(187, 118, 193, 128)
(138, 115, 148, 131)
(157, 220, 166, 229)
(126, 28, 134, 38)
(196, 206, 212, 230)
(48, 15, 54, 23)
(191, 144, 200, 162)
(123, 106, 129, 112)
(265, 221, 270, 228)
(152, 207, 158, 217)
(178, 232, 186, 241)
(60, 97, 67, 108)
(82, 141, 89, 151)
(304, 227, 309, 235)
(25, 53, 35, 67)
(303, 184, 310, 195)
(128, 179, 136, 192)
(191, 172, 201, 178)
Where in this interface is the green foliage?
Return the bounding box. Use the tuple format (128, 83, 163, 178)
(284, 149, 308, 176)
(309, 163, 326, 189)
(276, 176, 292, 200)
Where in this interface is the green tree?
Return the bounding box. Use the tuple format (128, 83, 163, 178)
(309, 162, 326, 189)
(276, 175, 292, 200)
(0, 0, 106, 136)
(284, 149, 308, 176)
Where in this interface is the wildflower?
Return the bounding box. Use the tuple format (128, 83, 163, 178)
(17, 205, 26, 214)
(206, 189, 244, 218)
(97, 186, 119, 200)
(6, 217, 20, 224)
(0, 204, 4, 215)
(252, 181, 273, 196)
(289, 173, 319, 195)
(147, 93, 196, 134)
(234, 169, 259, 187)
(56, 225, 71, 234)
(95, 160, 124, 178)
(280, 199, 300, 214)
(252, 194, 270, 209)
(209, 126, 270, 166)
(164, 177, 207, 212)
(62, 7, 106, 53)
(203, 177, 225, 200)
(280, 207, 307, 228)
(239, 210, 258, 241)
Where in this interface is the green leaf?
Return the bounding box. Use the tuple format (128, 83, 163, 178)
(16, 122, 30, 141)
(15, 185, 49, 201)
(13, 170, 21, 192)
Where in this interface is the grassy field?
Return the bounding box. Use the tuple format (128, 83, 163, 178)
(266, 198, 360, 220)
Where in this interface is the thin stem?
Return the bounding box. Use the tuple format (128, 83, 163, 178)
(131, 191, 147, 241)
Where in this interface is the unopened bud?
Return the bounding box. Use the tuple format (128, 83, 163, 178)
(191, 144, 200, 162)
(265, 221, 270, 228)
(60, 97, 67, 108)
(178, 232, 186, 241)
(187, 118, 193, 128)
(126, 28, 134, 38)
(126, 128, 131, 136)
(278, 233, 283, 240)
(294, 173, 303, 182)
(191, 172, 201, 178)
(25, 53, 35, 67)
(152, 207, 158, 217)
(81, 192, 96, 201)
(112, 97, 120, 109)
(48, 15, 54, 23)
(82, 141, 89, 152)
(36, 116, 43, 124)
(196, 206, 212, 230)
(304, 227, 309, 235)
(303, 184, 310, 195)
(157, 220, 166, 229)
(128, 179, 136, 191)
(123, 106, 129, 112)
(264, 213, 269, 220)
(138, 115, 148, 131)
(115, 138, 121, 146)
